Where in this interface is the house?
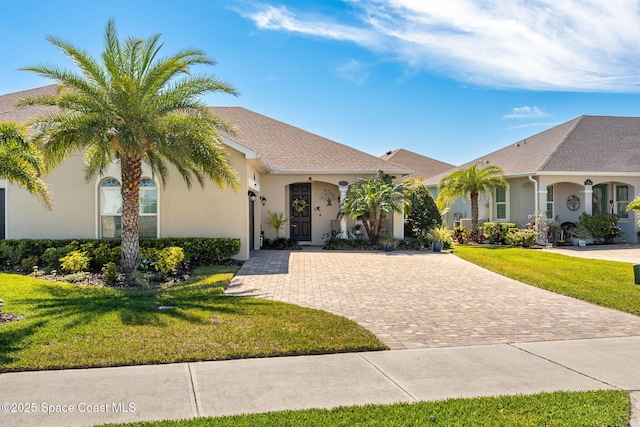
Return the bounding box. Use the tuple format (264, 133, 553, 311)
(380, 148, 454, 181)
(0, 86, 412, 259)
(423, 115, 640, 243)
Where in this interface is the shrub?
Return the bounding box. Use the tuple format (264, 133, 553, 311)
(42, 246, 73, 270)
(577, 213, 623, 243)
(262, 238, 301, 250)
(102, 262, 119, 285)
(21, 255, 39, 272)
(505, 229, 538, 247)
(60, 250, 91, 273)
(482, 222, 517, 244)
(153, 247, 185, 275)
(404, 185, 442, 239)
(61, 272, 90, 283)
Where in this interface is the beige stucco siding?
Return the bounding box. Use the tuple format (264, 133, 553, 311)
(7, 154, 96, 239)
(157, 148, 249, 259)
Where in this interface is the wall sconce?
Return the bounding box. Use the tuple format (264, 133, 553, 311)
(260, 196, 267, 206)
(248, 191, 256, 203)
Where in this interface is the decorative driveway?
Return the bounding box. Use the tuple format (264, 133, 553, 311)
(226, 249, 640, 350)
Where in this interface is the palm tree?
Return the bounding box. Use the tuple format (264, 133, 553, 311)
(20, 19, 239, 275)
(437, 163, 506, 232)
(0, 121, 51, 208)
(342, 171, 403, 245)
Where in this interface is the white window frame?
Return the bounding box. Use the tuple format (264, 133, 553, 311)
(494, 186, 509, 221)
(615, 184, 629, 221)
(546, 185, 554, 220)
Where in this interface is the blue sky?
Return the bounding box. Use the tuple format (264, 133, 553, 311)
(2, 0, 640, 165)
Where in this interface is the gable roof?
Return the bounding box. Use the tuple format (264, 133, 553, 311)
(379, 148, 455, 180)
(209, 107, 410, 174)
(425, 115, 640, 185)
(0, 86, 410, 176)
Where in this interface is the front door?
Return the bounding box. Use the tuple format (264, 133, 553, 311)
(290, 183, 311, 241)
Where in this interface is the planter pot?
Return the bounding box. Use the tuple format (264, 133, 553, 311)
(433, 241, 442, 252)
(384, 244, 394, 253)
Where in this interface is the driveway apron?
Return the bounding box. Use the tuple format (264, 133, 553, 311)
(227, 249, 640, 350)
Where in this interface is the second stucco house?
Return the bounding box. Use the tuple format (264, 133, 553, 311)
(423, 115, 640, 243)
(0, 85, 412, 259)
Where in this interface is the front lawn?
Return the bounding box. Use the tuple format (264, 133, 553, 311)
(453, 246, 640, 315)
(99, 390, 629, 427)
(0, 266, 386, 372)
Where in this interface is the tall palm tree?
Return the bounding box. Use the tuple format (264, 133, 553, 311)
(20, 19, 239, 275)
(437, 163, 506, 232)
(0, 121, 51, 208)
(342, 172, 403, 245)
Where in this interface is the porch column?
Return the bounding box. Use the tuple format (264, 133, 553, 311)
(583, 180, 593, 215)
(338, 181, 349, 239)
(537, 188, 548, 221)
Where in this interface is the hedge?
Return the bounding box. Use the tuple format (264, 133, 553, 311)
(0, 237, 241, 272)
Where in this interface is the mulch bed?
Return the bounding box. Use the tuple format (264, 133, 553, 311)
(0, 312, 23, 325)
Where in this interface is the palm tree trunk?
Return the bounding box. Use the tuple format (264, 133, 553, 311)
(470, 190, 479, 234)
(120, 154, 142, 275)
(377, 212, 387, 240)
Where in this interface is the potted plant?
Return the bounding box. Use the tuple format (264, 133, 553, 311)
(427, 225, 452, 252)
(379, 233, 397, 252)
(265, 211, 289, 239)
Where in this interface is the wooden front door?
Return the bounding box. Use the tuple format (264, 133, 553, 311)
(290, 183, 311, 241)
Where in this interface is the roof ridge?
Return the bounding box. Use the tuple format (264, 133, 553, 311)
(538, 116, 585, 171)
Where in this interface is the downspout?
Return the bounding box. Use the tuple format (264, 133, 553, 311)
(528, 175, 538, 214)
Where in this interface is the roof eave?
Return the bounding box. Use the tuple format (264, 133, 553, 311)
(268, 168, 413, 176)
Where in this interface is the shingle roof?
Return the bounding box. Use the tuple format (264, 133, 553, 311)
(0, 86, 410, 175)
(425, 115, 640, 185)
(0, 85, 59, 123)
(209, 107, 410, 174)
(379, 148, 454, 180)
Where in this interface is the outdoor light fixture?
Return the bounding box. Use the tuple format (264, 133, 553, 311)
(248, 191, 256, 202)
(260, 196, 267, 205)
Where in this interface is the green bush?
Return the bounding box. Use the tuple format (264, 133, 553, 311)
(0, 237, 240, 272)
(481, 222, 517, 244)
(60, 250, 91, 273)
(20, 255, 39, 272)
(577, 213, 623, 243)
(505, 229, 538, 247)
(101, 262, 119, 285)
(404, 185, 442, 239)
(154, 247, 185, 274)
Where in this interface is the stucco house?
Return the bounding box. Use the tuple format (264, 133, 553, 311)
(423, 115, 640, 243)
(0, 85, 411, 259)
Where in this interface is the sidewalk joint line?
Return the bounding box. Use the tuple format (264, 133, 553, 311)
(358, 353, 420, 402)
(507, 343, 621, 390)
(187, 363, 202, 417)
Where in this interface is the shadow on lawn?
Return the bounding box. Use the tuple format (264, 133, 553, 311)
(8, 279, 264, 330)
(0, 320, 46, 367)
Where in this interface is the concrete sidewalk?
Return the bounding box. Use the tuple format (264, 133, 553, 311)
(1, 336, 639, 426)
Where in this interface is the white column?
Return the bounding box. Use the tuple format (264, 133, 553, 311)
(583, 183, 593, 215)
(338, 181, 349, 239)
(537, 188, 548, 221)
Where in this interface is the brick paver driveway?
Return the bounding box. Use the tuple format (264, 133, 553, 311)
(226, 249, 640, 349)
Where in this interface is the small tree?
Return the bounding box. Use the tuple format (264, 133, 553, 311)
(342, 171, 403, 245)
(437, 163, 506, 233)
(265, 211, 289, 238)
(404, 182, 441, 239)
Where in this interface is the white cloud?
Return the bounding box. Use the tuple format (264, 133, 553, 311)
(239, 1, 640, 92)
(331, 58, 371, 84)
(503, 106, 548, 119)
(506, 122, 556, 130)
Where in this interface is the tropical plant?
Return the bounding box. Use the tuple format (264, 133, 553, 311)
(437, 163, 506, 233)
(266, 211, 289, 239)
(20, 19, 239, 278)
(404, 182, 441, 240)
(627, 196, 640, 227)
(426, 225, 452, 244)
(0, 121, 51, 208)
(342, 171, 403, 245)
(576, 212, 623, 243)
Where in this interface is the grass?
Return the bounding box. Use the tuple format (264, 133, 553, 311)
(453, 245, 640, 315)
(98, 390, 629, 427)
(0, 266, 386, 372)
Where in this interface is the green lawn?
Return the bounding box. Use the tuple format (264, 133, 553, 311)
(99, 390, 629, 427)
(0, 266, 386, 372)
(453, 246, 640, 315)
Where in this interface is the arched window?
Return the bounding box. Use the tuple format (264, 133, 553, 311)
(139, 178, 158, 237)
(100, 178, 122, 238)
(99, 177, 158, 238)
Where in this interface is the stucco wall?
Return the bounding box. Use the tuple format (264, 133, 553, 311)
(7, 154, 95, 239)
